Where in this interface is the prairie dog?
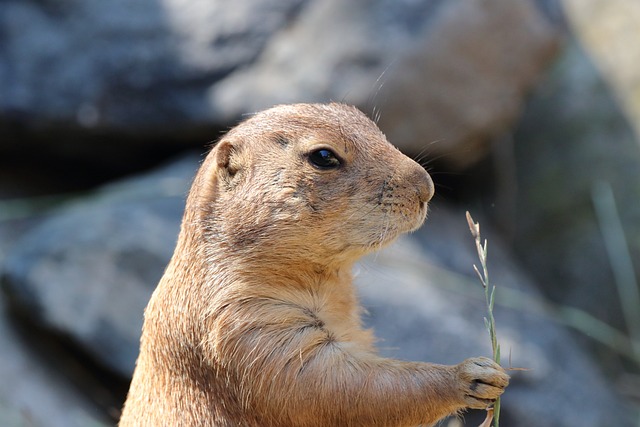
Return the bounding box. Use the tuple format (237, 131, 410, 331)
(119, 103, 508, 426)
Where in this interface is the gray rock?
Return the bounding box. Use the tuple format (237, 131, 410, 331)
(0, 292, 108, 427)
(209, 0, 561, 169)
(1, 154, 199, 376)
(1, 0, 560, 169)
(0, 0, 307, 130)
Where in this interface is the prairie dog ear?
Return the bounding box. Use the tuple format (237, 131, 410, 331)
(214, 139, 235, 173)
(214, 139, 243, 184)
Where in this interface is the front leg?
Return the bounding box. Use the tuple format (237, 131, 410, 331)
(212, 324, 509, 427)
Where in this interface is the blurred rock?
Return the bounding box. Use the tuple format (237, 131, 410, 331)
(210, 0, 562, 169)
(0, 293, 108, 427)
(510, 40, 640, 347)
(1, 0, 560, 169)
(0, 0, 307, 131)
(563, 0, 640, 140)
(1, 151, 632, 424)
(1, 154, 199, 376)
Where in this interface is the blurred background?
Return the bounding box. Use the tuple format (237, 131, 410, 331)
(0, 0, 639, 425)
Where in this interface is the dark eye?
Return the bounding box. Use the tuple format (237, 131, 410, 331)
(308, 149, 341, 169)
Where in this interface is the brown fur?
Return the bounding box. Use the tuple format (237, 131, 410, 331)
(119, 103, 508, 427)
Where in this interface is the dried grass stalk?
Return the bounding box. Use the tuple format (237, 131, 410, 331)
(466, 212, 502, 427)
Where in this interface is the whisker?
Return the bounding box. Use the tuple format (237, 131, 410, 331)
(367, 61, 396, 107)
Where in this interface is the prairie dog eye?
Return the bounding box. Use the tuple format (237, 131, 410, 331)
(308, 148, 341, 169)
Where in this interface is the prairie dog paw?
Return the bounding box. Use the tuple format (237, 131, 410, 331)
(456, 357, 509, 409)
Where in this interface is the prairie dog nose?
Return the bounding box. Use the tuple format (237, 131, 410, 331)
(411, 164, 434, 204)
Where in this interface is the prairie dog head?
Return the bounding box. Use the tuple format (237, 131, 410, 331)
(189, 103, 433, 267)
